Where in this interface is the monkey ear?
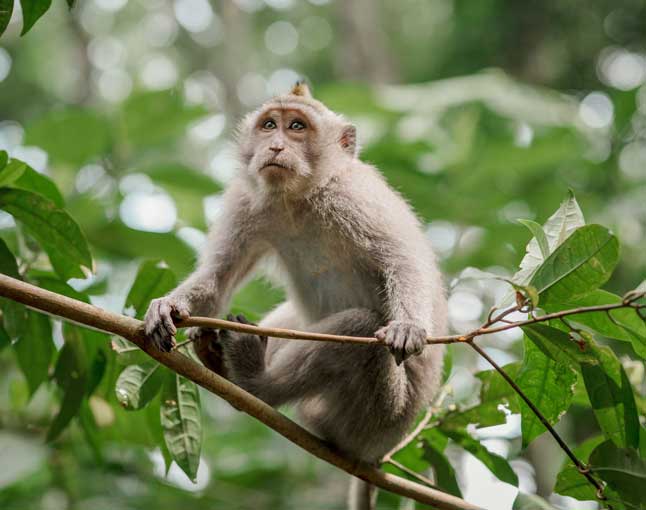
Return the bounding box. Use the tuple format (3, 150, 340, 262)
(339, 125, 357, 156)
(291, 81, 312, 98)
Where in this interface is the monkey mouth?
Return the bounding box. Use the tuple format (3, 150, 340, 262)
(260, 162, 292, 173)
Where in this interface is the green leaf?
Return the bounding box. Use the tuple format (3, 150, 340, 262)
(13, 310, 54, 395)
(513, 190, 585, 287)
(47, 324, 90, 441)
(12, 164, 64, 207)
(421, 430, 461, 497)
(518, 219, 550, 259)
(0, 149, 7, 169)
(0, 323, 10, 351)
(25, 109, 110, 165)
(125, 260, 177, 319)
(30, 274, 90, 303)
(160, 373, 202, 482)
(0, 159, 26, 187)
(0, 188, 93, 280)
(142, 163, 222, 195)
(111, 337, 148, 366)
(529, 224, 619, 305)
(0, 0, 11, 38)
(120, 90, 206, 149)
(19, 0, 51, 36)
(0, 237, 19, 278)
(443, 428, 518, 486)
(517, 336, 576, 447)
(513, 492, 559, 510)
(581, 343, 640, 449)
(523, 324, 596, 366)
(589, 440, 646, 509)
(115, 363, 164, 410)
(543, 290, 646, 360)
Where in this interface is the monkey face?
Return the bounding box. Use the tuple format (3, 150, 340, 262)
(244, 106, 319, 190)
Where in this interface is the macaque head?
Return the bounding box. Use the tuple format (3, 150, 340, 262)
(237, 82, 357, 193)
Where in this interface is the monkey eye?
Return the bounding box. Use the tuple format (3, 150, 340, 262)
(262, 119, 277, 130)
(289, 120, 306, 131)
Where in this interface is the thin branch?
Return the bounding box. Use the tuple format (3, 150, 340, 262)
(386, 458, 438, 490)
(173, 293, 645, 350)
(467, 341, 609, 506)
(383, 407, 433, 462)
(0, 274, 481, 510)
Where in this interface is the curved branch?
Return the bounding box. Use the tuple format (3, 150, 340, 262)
(0, 274, 481, 510)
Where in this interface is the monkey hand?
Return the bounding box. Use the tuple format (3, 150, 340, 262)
(217, 314, 268, 381)
(144, 295, 190, 352)
(375, 321, 427, 365)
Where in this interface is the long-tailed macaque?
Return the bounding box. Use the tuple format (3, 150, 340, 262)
(144, 82, 446, 510)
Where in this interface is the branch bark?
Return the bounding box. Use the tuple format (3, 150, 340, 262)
(0, 274, 481, 510)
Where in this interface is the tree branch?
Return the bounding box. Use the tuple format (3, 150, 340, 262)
(0, 274, 481, 510)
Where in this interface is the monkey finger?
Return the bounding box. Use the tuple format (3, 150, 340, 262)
(173, 302, 190, 319)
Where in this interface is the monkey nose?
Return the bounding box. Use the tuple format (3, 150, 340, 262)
(269, 146, 284, 153)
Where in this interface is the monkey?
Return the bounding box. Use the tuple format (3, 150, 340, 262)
(144, 82, 447, 510)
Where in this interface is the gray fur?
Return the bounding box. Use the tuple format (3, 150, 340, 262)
(144, 87, 447, 509)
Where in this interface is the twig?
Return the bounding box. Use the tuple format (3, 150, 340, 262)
(467, 341, 609, 506)
(385, 458, 438, 490)
(383, 407, 433, 462)
(172, 293, 645, 350)
(0, 274, 481, 510)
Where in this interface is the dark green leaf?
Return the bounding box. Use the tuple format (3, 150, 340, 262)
(523, 324, 596, 366)
(0, 149, 7, 169)
(115, 362, 164, 410)
(0, 237, 19, 278)
(517, 336, 576, 447)
(125, 260, 177, 319)
(443, 428, 518, 486)
(47, 325, 90, 441)
(25, 109, 110, 165)
(0, 188, 93, 280)
(421, 430, 461, 497)
(530, 224, 619, 305)
(589, 440, 646, 509)
(13, 310, 54, 395)
(518, 219, 549, 259)
(581, 343, 640, 449)
(19, 0, 51, 36)
(543, 290, 646, 360)
(160, 373, 202, 482)
(0, 159, 26, 187)
(0, 323, 9, 350)
(30, 274, 90, 303)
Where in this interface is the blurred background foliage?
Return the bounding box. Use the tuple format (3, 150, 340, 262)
(0, 0, 645, 509)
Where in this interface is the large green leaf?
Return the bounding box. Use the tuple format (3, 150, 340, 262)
(517, 336, 576, 447)
(543, 290, 646, 360)
(421, 429, 461, 497)
(13, 310, 54, 395)
(111, 337, 149, 366)
(513, 191, 585, 287)
(19, 0, 51, 35)
(125, 260, 177, 319)
(160, 373, 202, 482)
(12, 164, 64, 207)
(0, 0, 13, 37)
(581, 343, 640, 449)
(442, 428, 518, 486)
(0, 159, 26, 187)
(47, 324, 90, 441)
(0, 237, 19, 278)
(589, 440, 646, 509)
(115, 363, 164, 410)
(0, 188, 92, 279)
(529, 224, 619, 305)
(25, 109, 110, 165)
(523, 324, 596, 367)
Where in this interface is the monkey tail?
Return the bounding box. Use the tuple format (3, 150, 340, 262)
(348, 477, 377, 510)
